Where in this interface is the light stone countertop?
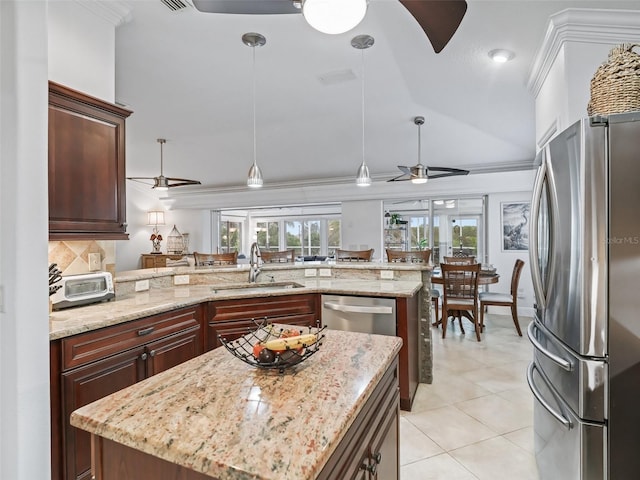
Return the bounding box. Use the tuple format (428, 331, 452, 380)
(49, 278, 422, 340)
(70, 329, 403, 480)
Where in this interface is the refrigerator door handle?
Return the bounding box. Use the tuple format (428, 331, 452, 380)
(527, 321, 573, 371)
(527, 362, 573, 430)
(529, 161, 546, 308)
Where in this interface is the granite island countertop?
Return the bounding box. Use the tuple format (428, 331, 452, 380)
(70, 329, 403, 480)
(49, 278, 422, 340)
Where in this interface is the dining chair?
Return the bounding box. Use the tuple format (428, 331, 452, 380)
(260, 249, 296, 263)
(443, 255, 476, 264)
(193, 251, 238, 266)
(335, 248, 374, 262)
(440, 262, 482, 341)
(479, 259, 525, 336)
(386, 249, 431, 264)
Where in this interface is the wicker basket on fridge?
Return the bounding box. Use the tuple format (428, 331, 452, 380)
(587, 43, 640, 116)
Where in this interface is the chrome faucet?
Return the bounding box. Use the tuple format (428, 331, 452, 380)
(248, 242, 261, 283)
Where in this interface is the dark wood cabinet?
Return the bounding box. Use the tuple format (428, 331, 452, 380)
(51, 305, 204, 480)
(206, 294, 319, 350)
(140, 254, 190, 268)
(48, 81, 132, 240)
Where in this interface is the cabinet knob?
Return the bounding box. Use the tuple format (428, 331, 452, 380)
(141, 353, 148, 361)
(360, 462, 377, 475)
(149, 350, 156, 357)
(373, 452, 382, 464)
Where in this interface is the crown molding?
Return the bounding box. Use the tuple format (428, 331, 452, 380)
(74, 0, 133, 27)
(527, 8, 640, 97)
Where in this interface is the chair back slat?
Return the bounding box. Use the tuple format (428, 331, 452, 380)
(335, 248, 374, 262)
(386, 249, 431, 264)
(260, 249, 296, 263)
(193, 251, 238, 266)
(443, 255, 476, 264)
(441, 263, 481, 303)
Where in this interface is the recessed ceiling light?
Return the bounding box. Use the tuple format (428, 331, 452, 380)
(488, 49, 515, 63)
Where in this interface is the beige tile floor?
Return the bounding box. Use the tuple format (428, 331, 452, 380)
(400, 313, 540, 480)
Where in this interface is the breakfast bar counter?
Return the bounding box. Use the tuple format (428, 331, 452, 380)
(70, 329, 403, 480)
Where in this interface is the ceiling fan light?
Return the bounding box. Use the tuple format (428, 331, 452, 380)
(303, 0, 367, 35)
(355, 162, 371, 186)
(247, 163, 263, 188)
(411, 177, 428, 185)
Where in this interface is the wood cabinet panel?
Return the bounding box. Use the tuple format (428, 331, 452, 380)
(62, 306, 202, 370)
(62, 348, 145, 480)
(140, 254, 189, 268)
(48, 81, 132, 240)
(206, 295, 319, 351)
(52, 305, 204, 480)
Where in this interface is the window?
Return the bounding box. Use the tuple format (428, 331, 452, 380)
(256, 221, 280, 251)
(219, 220, 241, 253)
(285, 220, 321, 256)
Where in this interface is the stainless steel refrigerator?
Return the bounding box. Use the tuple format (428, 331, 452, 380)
(527, 112, 640, 480)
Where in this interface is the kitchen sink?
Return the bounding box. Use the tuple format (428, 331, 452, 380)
(210, 282, 305, 295)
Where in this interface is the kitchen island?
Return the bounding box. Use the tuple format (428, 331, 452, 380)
(70, 329, 402, 480)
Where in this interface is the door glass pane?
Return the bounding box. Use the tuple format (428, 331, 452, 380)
(256, 221, 279, 251)
(219, 220, 241, 253)
(327, 219, 341, 255)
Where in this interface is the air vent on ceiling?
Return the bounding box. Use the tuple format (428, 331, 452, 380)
(160, 0, 191, 12)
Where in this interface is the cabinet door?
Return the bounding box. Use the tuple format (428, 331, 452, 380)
(48, 82, 132, 240)
(145, 327, 203, 377)
(62, 348, 145, 480)
(370, 409, 399, 480)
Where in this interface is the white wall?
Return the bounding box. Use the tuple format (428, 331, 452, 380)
(0, 1, 50, 479)
(486, 192, 535, 318)
(48, 0, 115, 101)
(341, 200, 384, 260)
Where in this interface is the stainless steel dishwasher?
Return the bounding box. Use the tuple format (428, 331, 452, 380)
(321, 294, 396, 336)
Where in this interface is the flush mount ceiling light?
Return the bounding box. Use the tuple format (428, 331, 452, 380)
(488, 49, 515, 63)
(127, 139, 201, 191)
(303, 0, 367, 35)
(243, 32, 266, 188)
(352, 34, 374, 187)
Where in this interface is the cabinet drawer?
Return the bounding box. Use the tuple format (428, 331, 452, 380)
(208, 294, 317, 322)
(62, 305, 202, 370)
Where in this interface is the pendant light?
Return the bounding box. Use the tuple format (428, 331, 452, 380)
(303, 0, 368, 35)
(352, 34, 374, 187)
(243, 32, 266, 188)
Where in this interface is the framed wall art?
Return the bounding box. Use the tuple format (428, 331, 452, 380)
(502, 202, 530, 251)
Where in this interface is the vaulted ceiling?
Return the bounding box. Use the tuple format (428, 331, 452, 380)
(116, 0, 640, 197)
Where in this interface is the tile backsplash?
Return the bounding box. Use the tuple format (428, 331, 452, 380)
(48, 240, 116, 276)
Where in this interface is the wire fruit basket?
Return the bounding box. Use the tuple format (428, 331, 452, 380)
(218, 319, 326, 373)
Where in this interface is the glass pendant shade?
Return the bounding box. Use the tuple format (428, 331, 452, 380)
(355, 161, 371, 186)
(303, 0, 367, 35)
(247, 163, 263, 188)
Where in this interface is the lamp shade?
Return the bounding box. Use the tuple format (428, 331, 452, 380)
(303, 0, 367, 35)
(147, 210, 166, 226)
(355, 162, 371, 186)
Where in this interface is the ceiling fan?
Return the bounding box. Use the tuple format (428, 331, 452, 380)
(191, 0, 467, 53)
(127, 138, 202, 190)
(388, 116, 469, 184)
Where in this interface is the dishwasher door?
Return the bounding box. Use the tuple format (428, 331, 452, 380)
(321, 295, 396, 336)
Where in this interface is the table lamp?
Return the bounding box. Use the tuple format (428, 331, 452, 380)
(147, 210, 166, 254)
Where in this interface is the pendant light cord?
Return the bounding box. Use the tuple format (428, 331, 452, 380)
(361, 47, 366, 167)
(252, 45, 257, 167)
(417, 120, 421, 166)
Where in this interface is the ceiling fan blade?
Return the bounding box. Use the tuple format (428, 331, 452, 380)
(397, 165, 413, 175)
(126, 177, 157, 186)
(399, 0, 467, 53)
(166, 178, 202, 187)
(426, 166, 469, 174)
(387, 173, 412, 182)
(192, 0, 299, 15)
(166, 177, 202, 187)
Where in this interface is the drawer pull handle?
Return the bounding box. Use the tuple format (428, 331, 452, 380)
(138, 327, 154, 336)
